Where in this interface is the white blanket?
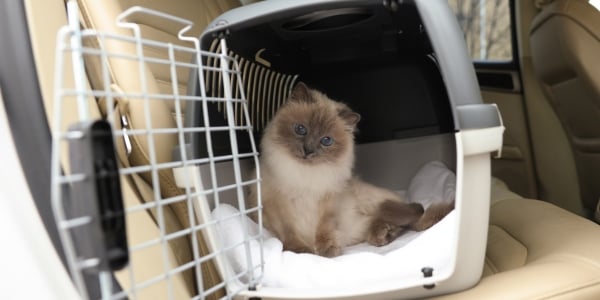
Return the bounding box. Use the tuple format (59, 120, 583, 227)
(211, 161, 456, 289)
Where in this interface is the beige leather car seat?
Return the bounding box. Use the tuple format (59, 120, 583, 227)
(27, 0, 600, 299)
(529, 0, 600, 220)
(434, 179, 600, 299)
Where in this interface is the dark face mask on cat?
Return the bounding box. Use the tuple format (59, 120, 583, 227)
(293, 123, 335, 161)
(275, 82, 360, 165)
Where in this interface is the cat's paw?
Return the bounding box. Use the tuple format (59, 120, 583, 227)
(316, 243, 342, 258)
(315, 235, 342, 257)
(410, 201, 455, 232)
(283, 239, 315, 254)
(285, 245, 314, 254)
(367, 219, 405, 247)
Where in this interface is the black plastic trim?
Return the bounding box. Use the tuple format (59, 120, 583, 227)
(509, 0, 520, 70)
(476, 72, 514, 90)
(68, 120, 129, 272)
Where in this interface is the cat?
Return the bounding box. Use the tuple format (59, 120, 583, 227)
(248, 82, 430, 257)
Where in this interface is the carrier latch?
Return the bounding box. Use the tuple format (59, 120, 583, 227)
(67, 120, 129, 272)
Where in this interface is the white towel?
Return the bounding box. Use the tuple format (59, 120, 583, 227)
(211, 161, 456, 289)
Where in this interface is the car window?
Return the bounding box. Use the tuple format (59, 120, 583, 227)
(447, 0, 512, 62)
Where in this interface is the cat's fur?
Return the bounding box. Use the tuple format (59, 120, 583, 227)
(248, 83, 428, 257)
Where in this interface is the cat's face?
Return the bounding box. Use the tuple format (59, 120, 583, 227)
(267, 83, 360, 166)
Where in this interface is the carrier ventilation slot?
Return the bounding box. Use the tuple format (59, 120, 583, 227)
(282, 8, 373, 31)
(205, 39, 299, 132)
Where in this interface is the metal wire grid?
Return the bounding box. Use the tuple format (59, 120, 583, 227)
(51, 3, 264, 299)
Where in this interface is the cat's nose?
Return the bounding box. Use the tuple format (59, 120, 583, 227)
(303, 146, 315, 158)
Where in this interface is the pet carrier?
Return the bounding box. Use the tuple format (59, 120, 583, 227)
(184, 0, 503, 298)
(51, 0, 503, 299)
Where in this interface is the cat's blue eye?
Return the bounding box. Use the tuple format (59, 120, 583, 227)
(320, 136, 334, 146)
(294, 124, 307, 136)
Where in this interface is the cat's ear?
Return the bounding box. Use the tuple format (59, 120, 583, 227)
(288, 82, 315, 103)
(338, 106, 361, 130)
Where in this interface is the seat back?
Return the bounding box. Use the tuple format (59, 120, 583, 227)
(529, 0, 600, 219)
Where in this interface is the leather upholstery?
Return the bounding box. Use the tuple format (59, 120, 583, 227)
(436, 180, 600, 299)
(529, 0, 600, 217)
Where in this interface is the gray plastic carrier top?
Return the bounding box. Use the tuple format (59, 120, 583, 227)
(185, 0, 501, 153)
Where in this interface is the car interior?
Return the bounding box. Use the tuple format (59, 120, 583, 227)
(2, 0, 600, 299)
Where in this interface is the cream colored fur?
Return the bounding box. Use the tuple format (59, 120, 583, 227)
(248, 83, 423, 257)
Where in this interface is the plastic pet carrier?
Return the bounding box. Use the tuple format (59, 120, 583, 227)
(51, 0, 503, 299)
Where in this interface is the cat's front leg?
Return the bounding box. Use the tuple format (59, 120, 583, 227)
(315, 231, 342, 257)
(315, 213, 342, 257)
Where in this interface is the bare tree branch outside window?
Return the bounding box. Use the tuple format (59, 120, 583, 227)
(447, 0, 512, 61)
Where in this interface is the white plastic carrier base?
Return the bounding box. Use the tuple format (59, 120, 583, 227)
(177, 126, 503, 299)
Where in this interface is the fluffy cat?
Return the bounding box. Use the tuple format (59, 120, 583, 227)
(248, 82, 428, 257)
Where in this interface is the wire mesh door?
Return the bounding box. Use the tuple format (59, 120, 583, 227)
(51, 2, 264, 299)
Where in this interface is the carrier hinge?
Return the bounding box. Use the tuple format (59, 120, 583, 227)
(421, 266, 436, 289)
(211, 28, 231, 40)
